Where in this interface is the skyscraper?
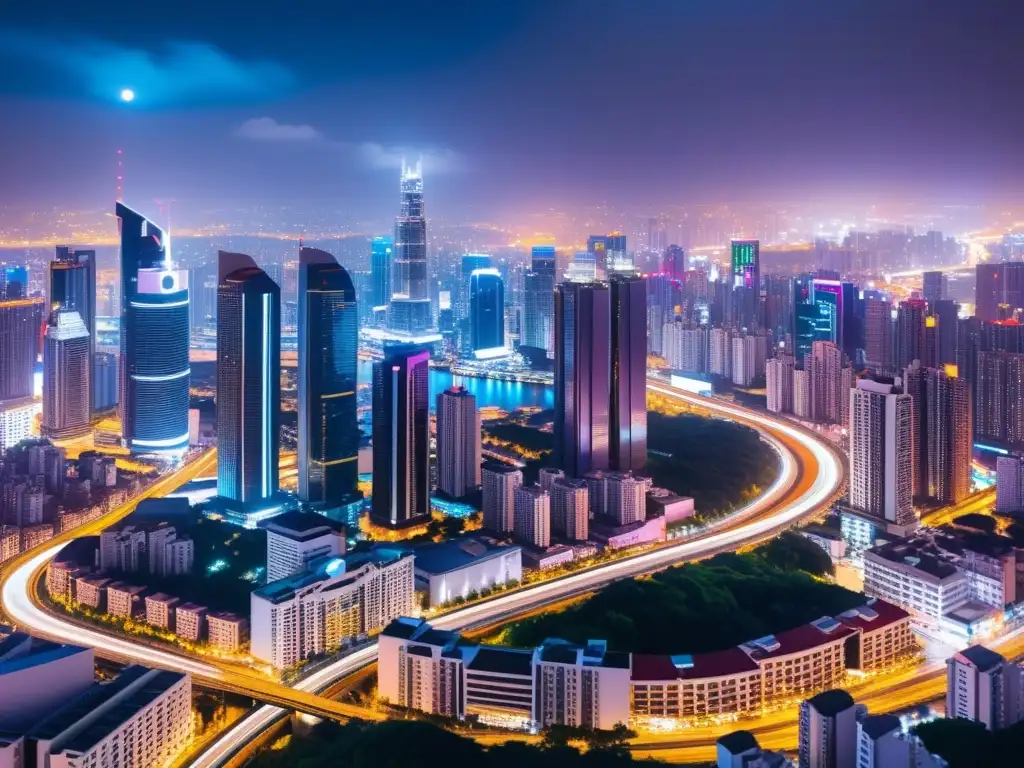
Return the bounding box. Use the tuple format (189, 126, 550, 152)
(513, 484, 550, 548)
(42, 309, 91, 439)
(51, 247, 96, 415)
(730, 239, 760, 291)
(372, 344, 431, 528)
(975, 262, 1024, 322)
(905, 363, 972, 505)
(849, 377, 914, 526)
(662, 245, 685, 279)
(610, 276, 647, 472)
(469, 268, 505, 352)
(554, 282, 611, 478)
(863, 298, 894, 373)
(522, 245, 556, 357)
(297, 247, 360, 512)
(436, 386, 481, 499)
(216, 252, 281, 514)
(116, 202, 190, 456)
(550, 477, 589, 541)
(605, 232, 633, 275)
(798, 689, 859, 768)
(975, 351, 1024, 450)
(923, 271, 947, 304)
(766, 355, 796, 413)
(0, 298, 41, 400)
(389, 160, 432, 334)
(370, 236, 393, 312)
(894, 300, 926, 370)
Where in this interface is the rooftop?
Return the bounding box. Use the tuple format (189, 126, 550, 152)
(177, 602, 207, 613)
(859, 714, 902, 740)
(253, 547, 411, 604)
(382, 617, 427, 640)
(743, 619, 857, 661)
(631, 646, 760, 682)
(805, 689, 855, 717)
(464, 645, 534, 677)
(836, 599, 910, 632)
(866, 540, 960, 580)
(31, 666, 152, 740)
(716, 730, 759, 754)
(145, 593, 178, 605)
(413, 537, 520, 575)
(0, 636, 90, 678)
(264, 510, 345, 541)
(956, 644, 1006, 672)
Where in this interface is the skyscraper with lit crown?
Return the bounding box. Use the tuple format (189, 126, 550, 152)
(389, 160, 432, 334)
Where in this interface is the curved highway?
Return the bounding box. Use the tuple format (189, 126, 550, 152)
(0, 378, 846, 766)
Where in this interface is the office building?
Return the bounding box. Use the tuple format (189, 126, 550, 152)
(412, 537, 522, 606)
(116, 202, 190, 456)
(0, 298, 41, 401)
(389, 160, 431, 334)
(370, 235, 393, 310)
(92, 351, 118, 412)
(30, 665, 192, 768)
(216, 252, 281, 515)
(297, 247, 360, 512)
(730, 240, 759, 291)
(0, 634, 95, 733)
(662, 244, 685, 279)
(849, 378, 914, 526)
(996, 456, 1024, 513)
(265, 510, 346, 582)
(976, 262, 1024, 322)
(513, 484, 550, 548)
(894, 300, 926, 370)
(798, 689, 859, 768)
(469, 268, 505, 352)
(550, 477, 589, 541)
(554, 282, 611, 478)
(51, 247, 96, 410)
(766, 355, 796, 413)
(946, 645, 1024, 730)
(42, 309, 91, 439)
(610, 276, 648, 472)
(904, 363, 972, 505)
(481, 462, 522, 533)
(371, 344, 431, 528)
(250, 549, 414, 669)
(436, 386, 481, 498)
(522, 245, 556, 357)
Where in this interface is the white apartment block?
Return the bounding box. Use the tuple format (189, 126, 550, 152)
(74, 576, 111, 610)
(849, 378, 915, 526)
(175, 603, 207, 642)
(33, 667, 192, 768)
(766, 356, 795, 414)
(99, 526, 147, 572)
(947, 645, 1024, 731)
(550, 478, 589, 541)
(709, 328, 732, 378)
(251, 550, 415, 669)
(0, 397, 38, 454)
(513, 485, 550, 548)
(148, 525, 194, 577)
(265, 510, 346, 583)
(482, 463, 522, 533)
(207, 612, 248, 652)
(662, 323, 705, 373)
(793, 368, 812, 419)
(144, 593, 179, 630)
(105, 582, 146, 618)
(863, 545, 968, 624)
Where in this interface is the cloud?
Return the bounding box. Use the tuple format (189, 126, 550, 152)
(0, 31, 294, 104)
(358, 142, 467, 174)
(235, 117, 321, 141)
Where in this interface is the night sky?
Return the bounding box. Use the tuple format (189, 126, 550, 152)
(1, 0, 1021, 217)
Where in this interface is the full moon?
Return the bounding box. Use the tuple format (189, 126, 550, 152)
(120, 88, 135, 103)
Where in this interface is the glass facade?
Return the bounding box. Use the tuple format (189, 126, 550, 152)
(469, 268, 505, 352)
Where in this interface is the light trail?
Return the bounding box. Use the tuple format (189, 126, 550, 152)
(1, 381, 845, 766)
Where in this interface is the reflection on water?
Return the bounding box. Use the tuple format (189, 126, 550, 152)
(357, 360, 553, 412)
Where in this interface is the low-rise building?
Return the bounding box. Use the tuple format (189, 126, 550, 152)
(20, 523, 54, 552)
(632, 647, 763, 719)
(0, 526, 19, 564)
(412, 537, 521, 606)
(207, 612, 249, 652)
(532, 638, 632, 730)
(144, 593, 179, 631)
(175, 602, 207, 643)
(264, 510, 346, 583)
(864, 541, 968, 624)
(835, 601, 914, 671)
(251, 548, 414, 669)
(74, 575, 112, 610)
(744, 618, 857, 703)
(106, 582, 147, 618)
(646, 488, 695, 525)
(30, 666, 192, 768)
(45, 538, 98, 600)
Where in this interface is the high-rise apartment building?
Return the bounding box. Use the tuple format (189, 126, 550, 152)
(265, 511, 346, 583)
(550, 477, 589, 541)
(297, 247, 360, 512)
(766, 355, 796, 413)
(922, 271, 947, 304)
(389, 160, 432, 334)
(469, 268, 505, 352)
(806, 341, 852, 425)
(216, 252, 281, 514)
(0, 298, 41, 400)
(976, 262, 1024, 322)
(849, 378, 914, 526)
(554, 282, 611, 478)
(798, 689, 859, 768)
(975, 351, 1024, 450)
(904, 363, 972, 504)
(606, 471, 647, 526)
(662, 244, 685, 279)
(894, 300, 926, 370)
(372, 344, 431, 528)
(996, 456, 1024, 513)
(482, 462, 522, 533)
(610, 276, 647, 472)
(662, 322, 705, 373)
(513, 484, 550, 548)
(436, 386, 482, 499)
(946, 645, 1024, 731)
(116, 202, 190, 456)
(863, 298, 894, 374)
(522, 245, 556, 357)
(42, 309, 91, 439)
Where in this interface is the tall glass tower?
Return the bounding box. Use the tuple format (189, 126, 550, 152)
(216, 252, 281, 514)
(610, 276, 648, 472)
(51, 247, 96, 413)
(469, 268, 505, 353)
(297, 247, 360, 512)
(370, 236, 393, 310)
(523, 245, 556, 357)
(116, 202, 190, 456)
(43, 309, 91, 439)
(389, 160, 432, 334)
